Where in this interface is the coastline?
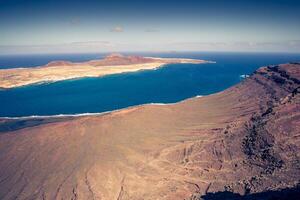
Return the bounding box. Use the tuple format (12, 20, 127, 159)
(0, 55, 212, 89)
(0, 95, 204, 133)
(0, 62, 164, 89)
(0, 95, 203, 120)
(0, 63, 166, 90)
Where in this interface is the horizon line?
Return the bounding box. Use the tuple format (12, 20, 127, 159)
(1, 50, 300, 56)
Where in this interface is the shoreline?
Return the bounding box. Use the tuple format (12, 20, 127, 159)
(0, 61, 213, 90)
(0, 62, 172, 90)
(0, 54, 212, 89)
(0, 63, 166, 90)
(0, 95, 203, 120)
(0, 62, 165, 89)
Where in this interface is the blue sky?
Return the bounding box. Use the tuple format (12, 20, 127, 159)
(0, 0, 300, 54)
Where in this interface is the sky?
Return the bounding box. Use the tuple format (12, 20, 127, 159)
(0, 0, 300, 54)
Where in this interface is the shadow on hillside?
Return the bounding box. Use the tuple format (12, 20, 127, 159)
(200, 184, 300, 200)
(0, 117, 72, 133)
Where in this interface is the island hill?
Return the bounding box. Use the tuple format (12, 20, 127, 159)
(0, 53, 210, 89)
(0, 63, 299, 199)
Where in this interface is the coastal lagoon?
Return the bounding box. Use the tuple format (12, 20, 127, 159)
(0, 52, 300, 117)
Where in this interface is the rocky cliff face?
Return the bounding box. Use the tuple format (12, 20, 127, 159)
(191, 64, 300, 198)
(0, 63, 299, 200)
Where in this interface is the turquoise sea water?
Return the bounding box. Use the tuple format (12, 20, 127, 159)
(0, 52, 300, 117)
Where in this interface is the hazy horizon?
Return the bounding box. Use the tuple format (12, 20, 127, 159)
(1, 0, 300, 54)
(2, 50, 300, 57)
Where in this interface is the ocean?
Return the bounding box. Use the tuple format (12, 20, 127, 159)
(0, 52, 300, 117)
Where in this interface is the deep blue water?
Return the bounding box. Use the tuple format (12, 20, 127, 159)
(0, 52, 299, 117)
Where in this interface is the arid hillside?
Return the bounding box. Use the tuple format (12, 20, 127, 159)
(0, 63, 299, 200)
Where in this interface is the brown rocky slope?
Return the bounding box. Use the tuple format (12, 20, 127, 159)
(0, 63, 299, 200)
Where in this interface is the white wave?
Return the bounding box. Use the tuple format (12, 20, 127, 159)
(149, 103, 169, 105)
(0, 112, 108, 120)
(240, 74, 250, 79)
(149, 95, 203, 106)
(0, 95, 204, 120)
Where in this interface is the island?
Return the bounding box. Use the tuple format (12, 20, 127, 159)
(0, 53, 211, 89)
(0, 63, 299, 199)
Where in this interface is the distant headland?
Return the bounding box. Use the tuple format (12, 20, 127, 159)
(0, 53, 212, 89)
